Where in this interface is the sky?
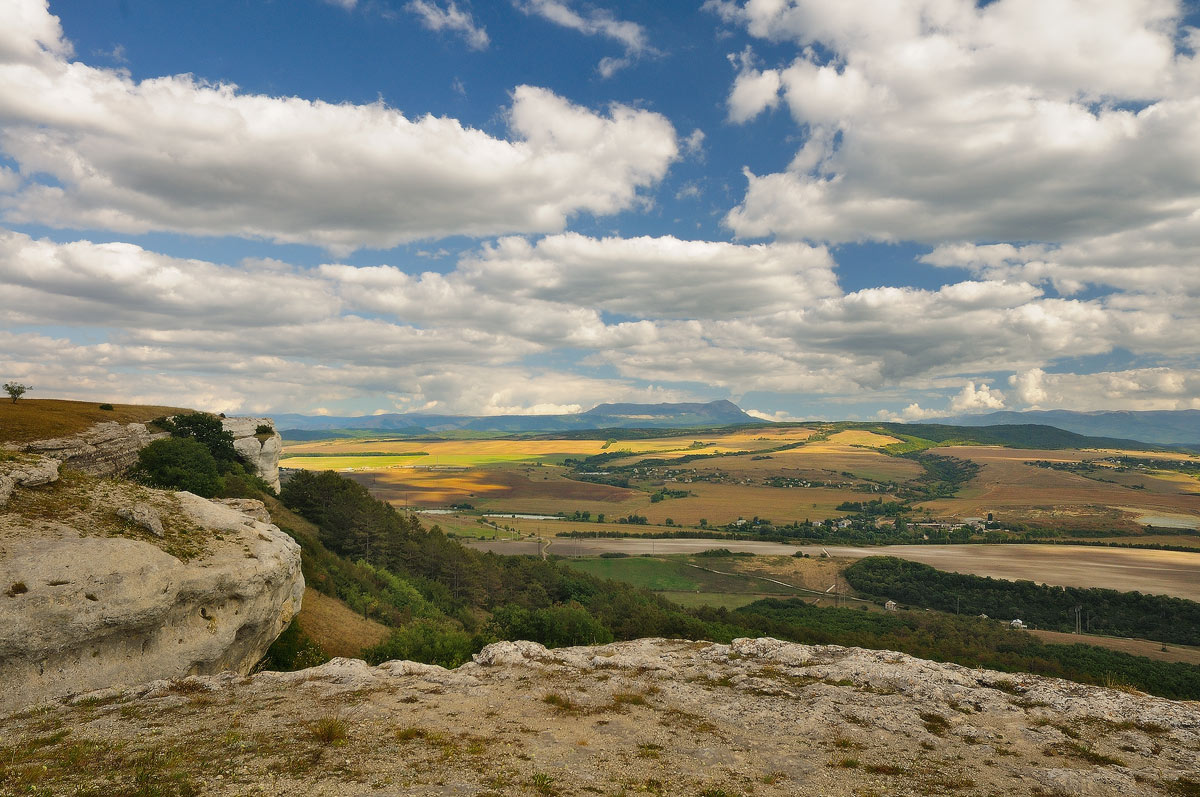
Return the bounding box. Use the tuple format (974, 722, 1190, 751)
(1, 0, 1199, 421)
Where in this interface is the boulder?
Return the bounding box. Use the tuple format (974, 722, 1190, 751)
(116, 503, 165, 537)
(0, 490, 303, 714)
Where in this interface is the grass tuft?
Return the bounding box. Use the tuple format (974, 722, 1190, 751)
(308, 715, 349, 747)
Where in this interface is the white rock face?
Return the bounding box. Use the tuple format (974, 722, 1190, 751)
(222, 417, 282, 492)
(24, 422, 167, 477)
(0, 455, 61, 508)
(0, 489, 303, 714)
(21, 416, 283, 493)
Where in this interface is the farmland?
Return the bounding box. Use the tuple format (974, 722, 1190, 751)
(280, 420, 1200, 540)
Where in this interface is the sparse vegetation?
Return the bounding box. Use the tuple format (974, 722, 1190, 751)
(308, 715, 349, 746)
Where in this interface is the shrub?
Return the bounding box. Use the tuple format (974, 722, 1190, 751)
(98, 403, 114, 411)
(259, 620, 329, 671)
(131, 437, 222, 497)
(255, 424, 274, 436)
(362, 620, 487, 669)
(156, 412, 239, 467)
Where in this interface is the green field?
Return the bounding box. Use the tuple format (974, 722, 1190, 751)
(657, 591, 777, 609)
(565, 555, 805, 598)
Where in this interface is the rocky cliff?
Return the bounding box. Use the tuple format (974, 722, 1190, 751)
(1, 638, 1196, 795)
(221, 417, 283, 492)
(0, 457, 303, 715)
(16, 415, 283, 492)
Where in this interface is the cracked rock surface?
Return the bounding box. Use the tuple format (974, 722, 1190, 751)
(2, 638, 1196, 796)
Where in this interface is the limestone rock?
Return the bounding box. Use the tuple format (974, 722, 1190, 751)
(212, 498, 272, 524)
(0, 490, 303, 714)
(25, 422, 166, 477)
(221, 417, 282, 493)
(6, 637, 1197, 796)
(0, 456, 62, 509)
(116, 503, 165, 537)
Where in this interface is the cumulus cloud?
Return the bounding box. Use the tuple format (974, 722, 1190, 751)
(712, 0, 1200, 257)
(515, 0, 652, 76)
(949, 381, 1006, 413)
(406, 1, 490, 50)
(7, 226, 1200, 415)
(456, 232, 840, 319)
(0, 1, 678, 253)
(1005, 367, 1200, 411)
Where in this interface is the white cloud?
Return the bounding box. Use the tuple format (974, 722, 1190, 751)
(456, 232, 840, 320)
(515, 0, 652, 76)
(8, 226, 1200, 415)
(681, 128, 706, 157)
(713, 0, 1200, 254)
(727, 66, 781, 122)
(949, 381, 1006, 413)
(324, 0, 357, 10)
(0, 1, 679, 253)
(406, 1, 490, 50)
(1005, 367, 1200, 411)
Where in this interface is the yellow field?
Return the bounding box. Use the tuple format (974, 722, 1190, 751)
(810, 429, 903, 449)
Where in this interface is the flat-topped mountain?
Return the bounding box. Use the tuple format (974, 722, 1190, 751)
(275, 399, 761, 435)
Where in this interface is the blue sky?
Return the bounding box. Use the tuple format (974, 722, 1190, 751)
(2, 0, 1200, 420)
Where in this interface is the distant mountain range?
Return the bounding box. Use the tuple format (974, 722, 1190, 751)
(275, 400, 760, 437)
(928, 409, 1200, 447)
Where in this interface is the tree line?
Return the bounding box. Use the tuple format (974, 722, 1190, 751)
(844, 556, 1200, 646)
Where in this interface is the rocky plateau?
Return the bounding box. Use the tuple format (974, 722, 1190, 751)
(2, 637, 1197, 796)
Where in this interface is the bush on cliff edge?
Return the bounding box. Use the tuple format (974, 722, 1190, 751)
(131, 437, 222, 497)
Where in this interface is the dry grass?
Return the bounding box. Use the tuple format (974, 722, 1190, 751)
(1027, 628, 1200, 666)
(296, 587, 390, 658)
(0, 398, 190, 445)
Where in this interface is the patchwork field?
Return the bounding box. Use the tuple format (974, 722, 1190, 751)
(915, 445, 1200, 531)
(282, 424, 1200, 536)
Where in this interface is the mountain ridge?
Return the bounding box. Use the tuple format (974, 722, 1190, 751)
(927, 409, 1200, 446)
(274, 399, 760, 434)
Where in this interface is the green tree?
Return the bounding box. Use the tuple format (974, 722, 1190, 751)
(158, 412, 239, 466)
(3, 382, 30, 403)
(131, 437, 222, 497)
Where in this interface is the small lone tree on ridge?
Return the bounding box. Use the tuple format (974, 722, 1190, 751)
(3, 382, 30, 404)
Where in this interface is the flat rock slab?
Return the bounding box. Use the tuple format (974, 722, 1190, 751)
(2, 638, 1197, 795)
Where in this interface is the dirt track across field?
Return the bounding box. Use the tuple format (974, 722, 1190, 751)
(465, 539, 1200, 601)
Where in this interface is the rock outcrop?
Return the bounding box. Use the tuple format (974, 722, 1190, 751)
(18, 415, 284, 492)
(0, 455, 62, 508)
(0, 473, 303, 714)
(2, 638, 1197, 795)
(222, 417, 283, 492)
(22, 421, 168, 477)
